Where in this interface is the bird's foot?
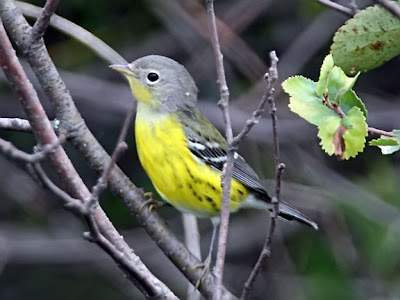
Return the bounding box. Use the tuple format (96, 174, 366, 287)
(139, 192, 163, 213)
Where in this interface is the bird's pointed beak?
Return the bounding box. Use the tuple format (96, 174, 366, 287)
(109, 64, 134, 76)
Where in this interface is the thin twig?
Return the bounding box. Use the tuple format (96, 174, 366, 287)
(240, 163, 285, 300)
(30, 0, 60, 40)
(240, 52, 282, 300)
(322, 94, 346, 118)
(368, 127, 398, 138)
(316, 0, 354, 16)
(232, 53, 278, 146)
(205, 1, 234, 299)
(89, 106, 134, 208)
(374, 0, 400, 19)
(323, 96, 398, 139)
(32, 163, 87, 214)
(0, 131, 66, 163)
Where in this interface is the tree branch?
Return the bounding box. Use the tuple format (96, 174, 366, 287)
(0, 6, 177, 298)
(0, 117, 32, 131)
(240, 52, 282, 300)
(374, 0, 400, 19)
(30, 0, 60, 40)
(1, 1, 234, 298)
(368, 127, 398, 138)
(205, 1, 234, 299)
(89, 106, 134, 207)
(31, 162, 171, 298)
(316, 0, 354, 16)
(16, 1, 126, 64)
(0, 131, 66, 163)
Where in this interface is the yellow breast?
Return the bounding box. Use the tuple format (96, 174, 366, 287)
(134, 104, 249, 218)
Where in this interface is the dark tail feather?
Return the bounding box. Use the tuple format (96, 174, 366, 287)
(278, 201, 318, 230)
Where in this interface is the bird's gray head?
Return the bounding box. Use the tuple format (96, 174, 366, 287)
(111, 55, 198, 112)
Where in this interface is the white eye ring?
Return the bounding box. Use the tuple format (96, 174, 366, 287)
(146, 70, 160, 85)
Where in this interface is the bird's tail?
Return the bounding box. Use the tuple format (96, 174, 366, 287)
(278, 201, 318, 230)
(241, 195, 318, 230)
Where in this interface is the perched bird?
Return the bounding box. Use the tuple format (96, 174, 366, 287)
(110, 55, 318, 262)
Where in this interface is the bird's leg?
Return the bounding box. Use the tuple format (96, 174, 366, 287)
(194, 219, 218, 289)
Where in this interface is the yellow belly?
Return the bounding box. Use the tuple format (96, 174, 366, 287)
(135, 108, 249, 218)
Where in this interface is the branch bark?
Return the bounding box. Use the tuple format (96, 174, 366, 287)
(0, 0, 234, 298)
(205, 1, 234, 299)
(0, 13, 177, 299)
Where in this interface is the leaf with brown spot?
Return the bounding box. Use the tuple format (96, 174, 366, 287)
(331, 2, 400, 74)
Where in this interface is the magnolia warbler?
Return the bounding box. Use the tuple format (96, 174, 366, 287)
(110, 55, 318, 260)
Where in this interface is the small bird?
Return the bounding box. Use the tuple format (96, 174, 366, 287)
(110, 55, 318, 262)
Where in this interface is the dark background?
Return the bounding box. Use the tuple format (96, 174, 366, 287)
(1, 0, 400, 299)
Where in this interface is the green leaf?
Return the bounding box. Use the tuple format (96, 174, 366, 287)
(331, 2, 400, 75)
(369, 138, 399, 146)
(318, 116, 341, 156)
(327, 67, 360, 103)
(341, 107, 368, 159)
(317, 107, 367, 160)
(340, 89, 368, 119)
(369, 130, 400, 154)
(316, 54, 334, 97)
(283, 76, 336, 126)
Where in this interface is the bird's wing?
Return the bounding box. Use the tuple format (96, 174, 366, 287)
(179, 109, 269, 195)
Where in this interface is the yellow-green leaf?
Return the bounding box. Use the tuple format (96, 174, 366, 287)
(283, 76, 336, 126)
(369, 130, 400, 154)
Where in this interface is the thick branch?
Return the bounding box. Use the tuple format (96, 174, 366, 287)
(0, 5, 176, 298)
(1, 0, 233, 298)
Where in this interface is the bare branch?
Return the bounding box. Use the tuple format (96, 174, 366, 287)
(16, 1, 126, 64)
(0, 117, 32, 131)
(233, 51, 279, 147)
(374, 0, 400, 19)
(0, 131, 66, 163)
(31, 163, 87, 214)
(316, 0, 354, 16)
(30, 0, 61, 40)
(89, 106, 134, 207)
(267, 52, 281, 167)
(32, 163, 173, 299)
(205, 1, 234, 299)
(0, 5, 177, 298)
(240, 52, 282, 300)
(368, 127, 399, 138)
(1, 1, 234, 298)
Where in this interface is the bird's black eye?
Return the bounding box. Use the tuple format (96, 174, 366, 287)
(147, 72, 159, 82)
